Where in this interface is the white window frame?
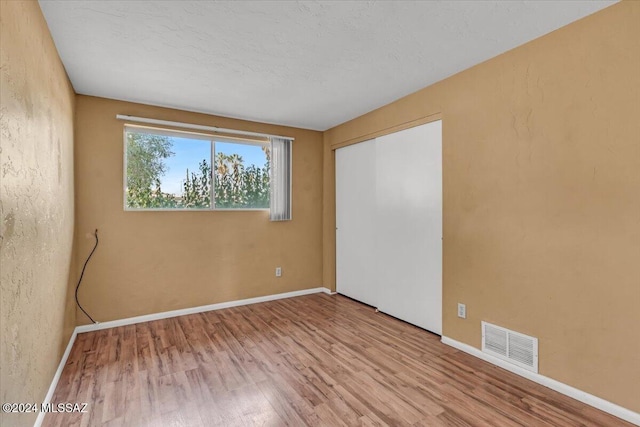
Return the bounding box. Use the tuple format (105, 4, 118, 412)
(123, 125, 271, 212)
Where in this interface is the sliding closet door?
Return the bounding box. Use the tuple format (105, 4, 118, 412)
(335, 139, 378, 307)
(375, 121, 442, 334)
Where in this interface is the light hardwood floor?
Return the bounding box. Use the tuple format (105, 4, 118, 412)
(44, 293, 630, 426)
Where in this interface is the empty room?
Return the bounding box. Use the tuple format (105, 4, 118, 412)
(1, 0, 638, 426)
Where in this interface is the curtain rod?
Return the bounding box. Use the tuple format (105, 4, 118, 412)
(115, 115, 294, 141)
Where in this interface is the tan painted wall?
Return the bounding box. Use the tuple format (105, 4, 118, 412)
(323, 1, 640, 412)
(0, 1, 76, 426)
(74, 96, 323, 323)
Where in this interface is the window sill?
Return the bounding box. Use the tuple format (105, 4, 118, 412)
(123, 208, 270, 212)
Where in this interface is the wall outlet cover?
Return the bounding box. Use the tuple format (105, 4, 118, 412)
(458, 303, 466, 319)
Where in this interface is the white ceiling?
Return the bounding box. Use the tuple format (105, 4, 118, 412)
(39, 1, 615, 131)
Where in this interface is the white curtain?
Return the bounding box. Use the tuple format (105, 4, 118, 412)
(270, 137, 292, 221)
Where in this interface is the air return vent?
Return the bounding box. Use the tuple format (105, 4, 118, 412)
(482, 321, 538, 373)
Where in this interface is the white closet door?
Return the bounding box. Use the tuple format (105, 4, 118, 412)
(375, 121, 442, 334)
(336, 139, 378, 307)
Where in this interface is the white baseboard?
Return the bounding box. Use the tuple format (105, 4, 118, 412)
(37, 286, 334, 425)
(441, 336, 640, 426)
(76, 286, 332, 333)
(34, 329, 78, 427)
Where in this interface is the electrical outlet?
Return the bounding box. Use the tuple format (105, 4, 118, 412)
(457, 303, 466, 319)
(275, 267, 282, 277)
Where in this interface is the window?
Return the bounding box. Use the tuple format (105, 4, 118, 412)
(124, 126, 271, 210)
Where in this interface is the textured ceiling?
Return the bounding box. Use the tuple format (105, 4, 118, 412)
(39, 1, 615, 130)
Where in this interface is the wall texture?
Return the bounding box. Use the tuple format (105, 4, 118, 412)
(0, 1, 76, 426)
(323, 1, 639, 413)
(73, 96, 323, 323)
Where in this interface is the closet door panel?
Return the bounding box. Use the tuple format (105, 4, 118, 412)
(375, 121, 442, 334)
(335, 139, 378, 307)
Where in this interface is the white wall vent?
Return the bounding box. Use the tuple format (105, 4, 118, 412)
(481, 321, 538, 373)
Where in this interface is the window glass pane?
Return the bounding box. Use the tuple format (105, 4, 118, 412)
(214, 141, 270, 209)
(126, 131, 211, 209)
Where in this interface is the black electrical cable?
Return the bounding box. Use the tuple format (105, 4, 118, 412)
(75, 229, 98, 324)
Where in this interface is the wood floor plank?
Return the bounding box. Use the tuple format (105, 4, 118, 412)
(43, 294, 632, 426)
